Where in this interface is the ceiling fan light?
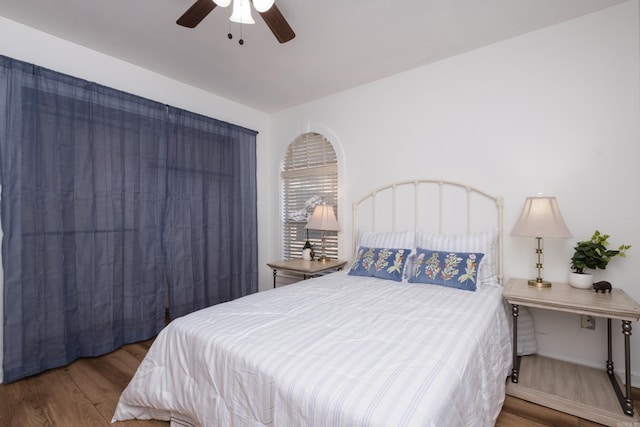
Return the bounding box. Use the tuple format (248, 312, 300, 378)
(252, 0, 275, 13)
(213, 0, 232, 7)
(229, 0, 255, 24)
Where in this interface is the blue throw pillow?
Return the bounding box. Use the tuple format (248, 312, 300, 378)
(408, 248, 484, 291)
(348, 246, 411, 282)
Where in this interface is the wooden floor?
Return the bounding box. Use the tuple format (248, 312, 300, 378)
(0, 340, 638, 426)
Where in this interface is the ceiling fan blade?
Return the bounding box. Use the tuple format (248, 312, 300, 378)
(177, 0, 217, 28)
(258, 4, 295, 44)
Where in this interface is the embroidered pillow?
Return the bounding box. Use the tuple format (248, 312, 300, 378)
(408, 248, 485, 291)
(416, 229, 497, 286)
(356, 230, 416, 281)
(348, 246, 411, 282)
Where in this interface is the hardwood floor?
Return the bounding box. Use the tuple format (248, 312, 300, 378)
(0, 340, 166, 427)
(0, 340, 637, 426)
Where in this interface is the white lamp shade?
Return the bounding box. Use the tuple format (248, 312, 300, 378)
(252, 0, 275, 13)
(214, 0, 232, 7)
(305, 204, 340, 231)
(230, 0, 255, 24)
(511, 196, 572, 238)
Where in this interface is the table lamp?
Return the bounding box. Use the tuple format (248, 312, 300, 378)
(305, 203, 339, 262)
(511, 195, 572, 287)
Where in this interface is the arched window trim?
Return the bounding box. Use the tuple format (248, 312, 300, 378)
(280, 132, 339, 261)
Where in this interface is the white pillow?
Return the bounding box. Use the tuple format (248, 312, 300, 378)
(516, 306, 538, 356)
(356, 229, 415, 251)
(415, 228, 498, 285)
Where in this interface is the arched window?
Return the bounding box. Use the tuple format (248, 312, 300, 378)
(281, 132, 338, 260)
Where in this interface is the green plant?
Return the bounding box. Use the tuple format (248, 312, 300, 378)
(570, 230, 631, 274)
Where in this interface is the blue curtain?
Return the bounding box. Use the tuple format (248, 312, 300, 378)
(165, 108, 258, 319)
(0, 56, 258, 382)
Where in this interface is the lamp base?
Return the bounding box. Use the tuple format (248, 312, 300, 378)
(317, 255, 330, 262)
(528, 279, 551, 288)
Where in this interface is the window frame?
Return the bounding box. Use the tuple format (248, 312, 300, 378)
(280, 132, 339, 261)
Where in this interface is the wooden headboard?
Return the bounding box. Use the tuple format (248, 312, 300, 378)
(351, 179, 504, 284)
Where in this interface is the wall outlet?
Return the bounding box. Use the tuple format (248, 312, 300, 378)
(581, 315, 596, 330)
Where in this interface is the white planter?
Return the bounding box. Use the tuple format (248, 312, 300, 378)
(568, 272, 594, 289)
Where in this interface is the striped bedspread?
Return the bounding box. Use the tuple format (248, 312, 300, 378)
(113, 272, 512, 427)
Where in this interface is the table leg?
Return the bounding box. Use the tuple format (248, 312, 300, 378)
(606, 318, 635, 416)
(607, 318, 613, 375)
(511, 304, 519, 383)
(272, 269, 277, 288)
(622, 320, 634, 416)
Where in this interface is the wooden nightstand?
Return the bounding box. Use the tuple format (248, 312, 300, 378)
(503, 278, 640, 426)
(266, 259, 348, 288)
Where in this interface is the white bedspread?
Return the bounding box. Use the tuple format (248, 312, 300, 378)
(113, 272, 512, 427)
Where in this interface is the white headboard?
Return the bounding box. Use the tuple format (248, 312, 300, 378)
(352, 179, 504, 284)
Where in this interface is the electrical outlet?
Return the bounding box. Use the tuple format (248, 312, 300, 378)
(581, 315, 596, 330)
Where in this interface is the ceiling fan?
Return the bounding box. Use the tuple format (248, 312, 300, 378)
(177, 0, 295, 44)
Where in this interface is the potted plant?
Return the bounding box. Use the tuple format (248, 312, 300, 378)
(568, 230, 631, 289)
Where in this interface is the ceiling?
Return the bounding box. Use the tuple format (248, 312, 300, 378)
(0, 0, 628, 113)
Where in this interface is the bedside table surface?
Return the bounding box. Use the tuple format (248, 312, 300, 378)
(266, 259, 348, 275)
(503, 278, 640, 322)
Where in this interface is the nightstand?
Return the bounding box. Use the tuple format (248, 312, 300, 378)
(266, 259, 348, 288)
(503, 278, 640, 426)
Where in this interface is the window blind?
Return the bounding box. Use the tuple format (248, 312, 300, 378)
(281, 133, 338, 260)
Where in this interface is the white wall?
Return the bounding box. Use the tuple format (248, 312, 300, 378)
(271, 1, 640, 385)
(0, 17, 274, 382)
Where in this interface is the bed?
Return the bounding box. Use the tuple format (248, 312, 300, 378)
(112, 179, 513, 427)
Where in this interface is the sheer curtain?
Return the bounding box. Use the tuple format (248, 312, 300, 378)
(165, 108, 258, 319)
(0, 56, 258, 382)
